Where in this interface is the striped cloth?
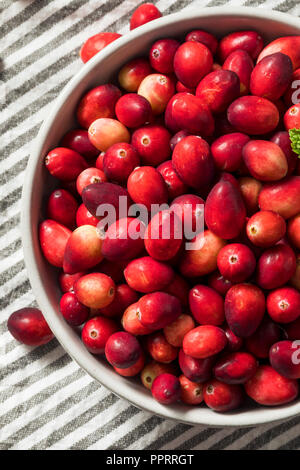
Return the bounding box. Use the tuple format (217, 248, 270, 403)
(1, 0, 300, 451)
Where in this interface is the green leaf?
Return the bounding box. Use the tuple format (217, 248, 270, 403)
(289, 128, 300, 157)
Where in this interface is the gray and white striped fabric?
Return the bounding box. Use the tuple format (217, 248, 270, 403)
(1, 0, 300, 451)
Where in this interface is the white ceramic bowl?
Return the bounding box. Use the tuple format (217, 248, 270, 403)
(22, 6, 300, 427)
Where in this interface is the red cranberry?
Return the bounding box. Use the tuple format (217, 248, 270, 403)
(105, 331, 142, 369)
(224, 326, 243, 352)
(213, 352, 258, 384)
(144, 210, 182, 261)
(164, 314, 195, 348)
(203, 380, 244, 412)
(227, 96, 279, 135)
(45, 147, 88, 181)
(173, 41, 213, 88)
(95, 152, 105, 170)
(207, 272, 233, 296)
(127, 166, 168, 211)
(245, 317, 282, 359)
(218, 31, 263, 62)
(225, 283, 265, 338)
(131, 125, 171, 166)
(270, 340, 300, 379)
(238, 177, 262, 216)
(179, 375, 204, 405)
(258, 176, 300, 220)
(183, 325, 227, 359)
(81, 316, 118, 354)
(165, 93, 214, 136)
(82, 181, 131, 219)
(189, 285, 225, 326)
(124, 256, 174, 293)
(99, 284, 139, 318)
(223, 49, 254, 95)
(59, 292, 89, 326)
(185, 30, 218, 55)
(39, 220, 71, 268)
(77, 84, 121, 129)
(171, 194, 205, 236)
(211, 132, 250, 172)
(138, 73, 175, 115)
(151, 373, 180, 404)
(76, 167, 106, 196)
(288, 214, 300, 250)
(88, 118, 130, 152)
(102, 217, 145, 262)
(118, 58, 153, 92)
(246, 210, 286, 248)
(180, 229, 226, 278)
(172, 135, 214, 190)
(59, 272, 85, 293)
(245, 365, 298, 406)
(196, 70, 240, 114)
(163, 274, 190, 307)
(217, 243, 256, 283)
(7, 308, 54, 346)
(138, 292, 182, 330)
(115, 93, 152, 128)
(169, 130, 191, 151)
(141, 361, 178, 390)
(285, 316, 300, 340)
(267, 287, 300, 324)
(130, 3, 162, 30)
(157, 160, 188, 200)
(96, 259, 127, 284)
(46, 189, 78, 229)
(149, 38, 180, 74)
(250, 52, 293, 101)
(63, 225, 104, 275)
(80, 32, 121, 63)
(205, 179, 246, 240)
(121, 302, 152, 336)
(103, 143, 140, 184)
(146, 331, 178, 363)
(61, 129, 99, 160)
(114, 352, 145, 377)
(178, 349, 214, 383)
(242, 140, 288, 182)
(76, 204, 99, 227)
(175, 81, 195, 93)
(256, 244, 296, 290)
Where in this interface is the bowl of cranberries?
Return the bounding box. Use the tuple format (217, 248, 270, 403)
(20, 6, 300, 426)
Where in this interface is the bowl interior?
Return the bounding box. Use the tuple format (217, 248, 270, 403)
(22, 7, 300, 427)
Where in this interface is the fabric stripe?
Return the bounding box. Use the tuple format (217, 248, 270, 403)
(275, 0, 300, 11)
(71, 405, 141, 450)
(108, 416, 165, 449)
(1, 370, 92, 449)
(30, 391, 118, 450)
(145, 423, 191, 450)
(242, 416, 300, 449)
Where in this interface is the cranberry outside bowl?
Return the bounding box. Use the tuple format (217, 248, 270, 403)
(21, 7, 300, 427)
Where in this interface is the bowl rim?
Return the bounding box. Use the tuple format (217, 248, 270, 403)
(21, 6, 300, 427)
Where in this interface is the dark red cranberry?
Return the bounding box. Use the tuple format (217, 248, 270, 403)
(151, 373, 181, 404)
(105, 331, 142, 369)
(81, 317, 118, 355)
(59, 292, 89, 326)
(7, 308, 54, 346)
(61, 129, 99, 160)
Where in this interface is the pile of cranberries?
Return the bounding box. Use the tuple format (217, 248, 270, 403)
(8, 3, 300, 413)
